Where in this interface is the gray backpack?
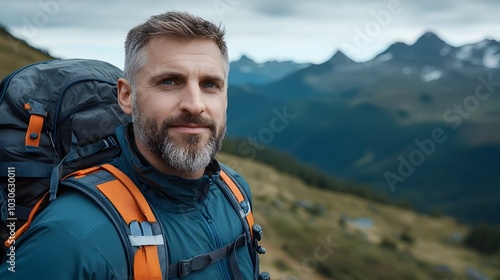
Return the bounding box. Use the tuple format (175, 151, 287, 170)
(0, 59, 131, 256)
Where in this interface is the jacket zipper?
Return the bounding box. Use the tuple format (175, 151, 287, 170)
(199, 196, 232, 280)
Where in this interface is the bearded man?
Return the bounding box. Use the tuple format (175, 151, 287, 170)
(0, 11, 262, 280)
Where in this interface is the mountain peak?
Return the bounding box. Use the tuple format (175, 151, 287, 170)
(235, 54, 255, 64)
(375, 32, 451, 63)
(413, 31, 446, 48)
(376, 41, 409, 58)
(328, 50, 355, 65)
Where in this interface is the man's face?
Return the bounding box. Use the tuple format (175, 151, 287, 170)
(130, 36, 227, 175)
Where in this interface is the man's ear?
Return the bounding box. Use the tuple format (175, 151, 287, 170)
(117, 78, 133, 115)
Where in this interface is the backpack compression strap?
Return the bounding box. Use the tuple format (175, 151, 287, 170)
(24, 100, 47, 152)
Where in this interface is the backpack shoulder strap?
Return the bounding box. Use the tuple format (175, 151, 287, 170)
(218, 164, 266, 279)
(63, 164, 166, 280)
(5, 164, 163, 279)
(219, 167, 255, 238)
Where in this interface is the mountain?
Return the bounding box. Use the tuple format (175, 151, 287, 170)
(377, 31, 500, 69)
(228, 55, 311, 86)
(0, 25, 54, 79)
(226, 32, 500, 224)
(378, 31, 450, 64)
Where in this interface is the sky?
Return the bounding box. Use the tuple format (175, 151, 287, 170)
(1, 0, 500, 69)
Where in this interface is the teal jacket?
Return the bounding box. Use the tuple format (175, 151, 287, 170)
(0, 125, 257, 279)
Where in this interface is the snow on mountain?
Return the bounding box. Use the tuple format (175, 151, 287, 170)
(420, 66, 442, 82)
(455, 40, 500, 68)
(456, 44, 474, 61)
(483, 46, 500, 68)
(374, 52, 393, 62)
(439, 46, 452, 56)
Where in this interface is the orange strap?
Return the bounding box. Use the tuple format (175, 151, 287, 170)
(4, 193, 48, 247)
(96, 164, 157, 223)
(24, 103, 46, 149)
(71, 166, 101, 179)
(71, 164, 162, 280)
(134, 246, 163, 280)
(96, 180, 148, 224)
(220, 170, 255, 238)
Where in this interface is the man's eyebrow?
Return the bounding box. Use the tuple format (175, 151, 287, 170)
(149, 71, 185, 82)
(202, 74, 225, 85)
(147, 72, 226, 86)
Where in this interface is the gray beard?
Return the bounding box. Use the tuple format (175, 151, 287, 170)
(159, 132, 218, 174)
(132, 95, 225, 175)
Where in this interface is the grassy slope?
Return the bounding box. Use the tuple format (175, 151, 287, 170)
(218, 153, 500, 280)
(0, 26, 53, 79)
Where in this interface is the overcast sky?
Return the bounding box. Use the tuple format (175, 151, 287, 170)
(1, 0, 499, 68)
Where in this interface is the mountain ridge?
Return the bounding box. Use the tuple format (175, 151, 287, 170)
(226, 31, 500, 223)
(228, 54, 311, 86)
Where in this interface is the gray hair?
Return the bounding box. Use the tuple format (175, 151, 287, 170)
(123, 11, 229, 89)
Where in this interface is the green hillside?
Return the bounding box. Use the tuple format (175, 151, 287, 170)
(217, 153, 500, 280)
(0, 25, 54, 79)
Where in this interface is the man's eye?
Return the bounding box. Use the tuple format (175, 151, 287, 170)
(204, 82, 218, 88)
(161, 80, 175, 86)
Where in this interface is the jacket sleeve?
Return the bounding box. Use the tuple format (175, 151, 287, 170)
(0, 221, 120, 279)
(0, 190, 129, 279)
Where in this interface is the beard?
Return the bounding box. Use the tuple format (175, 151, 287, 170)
(132, 95, 226, 175)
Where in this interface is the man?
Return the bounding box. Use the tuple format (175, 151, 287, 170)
(0, 11, 261, 279)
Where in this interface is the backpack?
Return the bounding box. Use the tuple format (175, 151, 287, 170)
(0, 58, 130, 256)
(0, 59, 268, 279)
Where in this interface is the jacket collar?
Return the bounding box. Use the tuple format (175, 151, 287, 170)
(114, 124, 220, 207)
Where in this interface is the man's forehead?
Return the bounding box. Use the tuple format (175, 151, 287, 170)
(143, 36, 226, 75)
(147, 36, 222, 59)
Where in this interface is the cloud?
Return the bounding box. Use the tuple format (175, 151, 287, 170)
(251, 0, 302, 17)
(1, 0, 499, 66)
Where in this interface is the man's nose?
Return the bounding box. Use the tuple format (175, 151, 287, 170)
(179, 82, 206, 115)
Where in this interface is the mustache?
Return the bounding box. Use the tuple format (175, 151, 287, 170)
(161, 113, 216, 130)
